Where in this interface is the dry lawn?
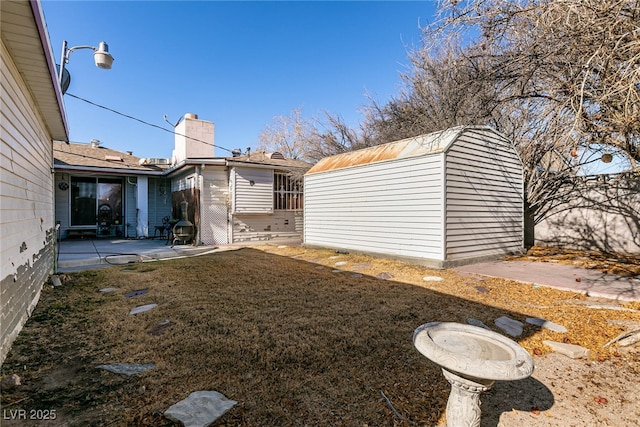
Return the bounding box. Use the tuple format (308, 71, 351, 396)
(1, 245, 639, 426)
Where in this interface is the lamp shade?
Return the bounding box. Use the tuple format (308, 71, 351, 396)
(93, 41, 114, 69)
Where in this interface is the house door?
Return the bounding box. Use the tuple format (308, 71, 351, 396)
(71, 177, 124, 236)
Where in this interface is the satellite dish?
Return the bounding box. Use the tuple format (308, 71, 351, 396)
(56, 65, 71, 94)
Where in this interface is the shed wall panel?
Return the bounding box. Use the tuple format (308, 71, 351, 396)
(304, 155, 445, 260)
(444, 129, 524, 261)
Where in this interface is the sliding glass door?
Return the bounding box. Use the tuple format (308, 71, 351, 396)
(71, 177, 123, 231)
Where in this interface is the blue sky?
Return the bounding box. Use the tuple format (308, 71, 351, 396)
(42, 1, 438, 159)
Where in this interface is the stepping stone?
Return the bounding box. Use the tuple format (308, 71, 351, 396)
(1, 374, 21, 390)
(422, 276, 444, 282)
(328, 256, 340, 259)
(130, 303, 158, 315)
(526, 317, 567, 333)
(376, 272, 394, 280)
(543, 340, 590, 359)
(164, 390, 237, 426)
(277, 245, 287, 249)
(335, 261, 348, 267)
(99, 287, 117, 293)
(474, 286, 489, 293)
(351, 263, 372, 270)
(494, 316, 523, 337)
(467, 318, 490, 330)
(97, 363, 155, 376)
(331, 269, 343, 273)
(148, 319, 174, 336)
(350, 273, 363, 279)
(314, 266, 324, 270)
(124, 289, 148, 298)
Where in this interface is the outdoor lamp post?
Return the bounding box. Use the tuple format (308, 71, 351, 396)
(58, 40, 114, 94)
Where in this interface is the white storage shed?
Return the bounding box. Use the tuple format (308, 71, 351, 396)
(303, 126, 524, 268)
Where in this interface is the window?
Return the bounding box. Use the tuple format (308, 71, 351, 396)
(274, 172, 303, 210)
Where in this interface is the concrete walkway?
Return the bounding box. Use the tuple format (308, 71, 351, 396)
(455, 260, 640, 302)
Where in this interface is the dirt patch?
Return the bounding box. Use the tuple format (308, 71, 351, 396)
(1, 245, 638, 426)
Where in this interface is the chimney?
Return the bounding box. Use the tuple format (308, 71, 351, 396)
(172, 113, 215, 163)
(90, 139, 101, 148)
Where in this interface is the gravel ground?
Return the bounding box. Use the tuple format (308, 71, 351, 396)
(484, 350, 640, 426)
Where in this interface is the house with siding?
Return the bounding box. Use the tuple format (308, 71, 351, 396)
(1, 0, 69, 364)
(303, 126, 524, 268)
(53, 113, 308, 245)
(54, 139, 170, 239)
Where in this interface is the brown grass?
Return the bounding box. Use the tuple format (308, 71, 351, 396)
(1, 245, 638, 426)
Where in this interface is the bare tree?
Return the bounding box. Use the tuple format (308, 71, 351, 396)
(429, 0, 639, 163)
(362, 40, 500, 143)
(362, 0, 639, 245)
(257, 108, 319, 161)
(305, 113, 375, 163)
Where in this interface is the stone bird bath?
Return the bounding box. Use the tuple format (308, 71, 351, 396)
(413, 322, 534, 427)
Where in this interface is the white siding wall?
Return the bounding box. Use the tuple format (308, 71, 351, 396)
(201, 169, 229, 244)
(147, 178, 171, 238)
(444, 129, 524, 261)
(136, 177, 149, 237)
(304, 155, 445, 260)
(54, 172, 70, 232)
(0, 41, 55, 364)
(232, 167, 273, 214)
(232, 211, 301, 242)
(171, 170, 197, 192)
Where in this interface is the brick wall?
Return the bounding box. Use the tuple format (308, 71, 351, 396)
(0, 231, 54, 364)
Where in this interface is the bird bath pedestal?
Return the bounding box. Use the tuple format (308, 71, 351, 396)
(413, 322, 534, 427)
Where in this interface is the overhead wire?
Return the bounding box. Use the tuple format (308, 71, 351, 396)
(65, 93, 234, 154)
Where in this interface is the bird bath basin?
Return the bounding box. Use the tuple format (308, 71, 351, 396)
(413, 322, 534, 427)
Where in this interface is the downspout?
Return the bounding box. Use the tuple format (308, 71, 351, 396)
(196, 165, 204, 246)
(51, 166, 59, 273)
(53, 224, 61, 273)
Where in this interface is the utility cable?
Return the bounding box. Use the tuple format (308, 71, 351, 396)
(66, 93, 234, 154)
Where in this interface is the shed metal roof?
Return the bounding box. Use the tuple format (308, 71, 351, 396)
(306, 126, 491, 175)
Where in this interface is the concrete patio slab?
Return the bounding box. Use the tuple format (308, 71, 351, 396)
(455, 260, 639, 302)
(54, 237, 301, 272)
